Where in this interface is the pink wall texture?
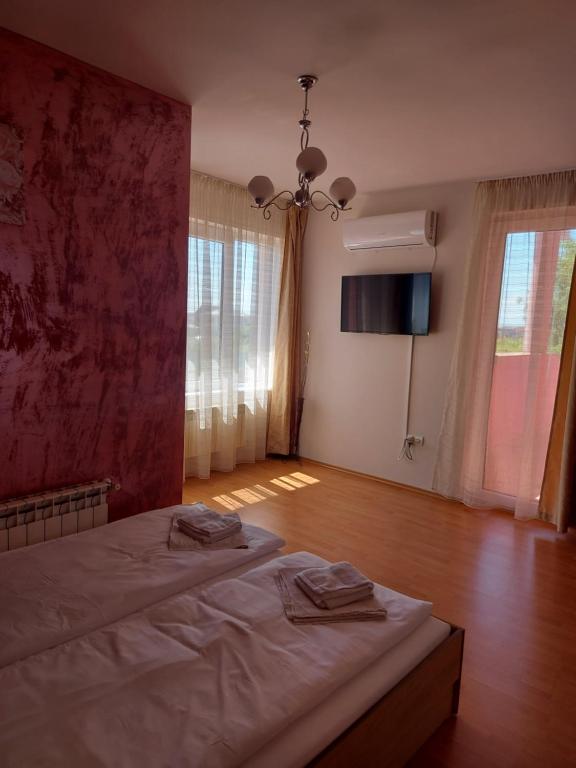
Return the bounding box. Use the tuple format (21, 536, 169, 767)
(0, 28, 191, 521)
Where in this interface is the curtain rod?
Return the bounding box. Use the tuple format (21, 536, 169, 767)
(476, 167, 576, 185)
(190, 169, 250, 193)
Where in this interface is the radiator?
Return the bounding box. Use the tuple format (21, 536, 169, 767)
(0, 480, 116, 553)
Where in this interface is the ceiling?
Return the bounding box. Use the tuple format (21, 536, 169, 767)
(2, 0, 576, 193)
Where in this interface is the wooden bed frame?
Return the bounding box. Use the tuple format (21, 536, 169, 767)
(308, 622, 465, 768)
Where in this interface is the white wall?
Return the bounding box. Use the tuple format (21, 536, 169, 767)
(299, 180, 475, 490)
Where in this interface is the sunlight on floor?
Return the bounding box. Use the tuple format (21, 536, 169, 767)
(212, 494, 244, 511)
(270, 478, 296, 491)
(211, 472, 320, 510)
(290, 472, 320, 485)
(231, 488, 266, 504)
(278, 475, 306, 488)
(253, 484, 278, 497)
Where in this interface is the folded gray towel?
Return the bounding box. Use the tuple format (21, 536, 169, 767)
(294, 561, 374, 608)
(275, 567, 387, 624)
(168, 514, 248, 551)
(176, 505, 242, 543)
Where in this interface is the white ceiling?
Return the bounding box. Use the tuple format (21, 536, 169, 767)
(2, 0, 576, 193)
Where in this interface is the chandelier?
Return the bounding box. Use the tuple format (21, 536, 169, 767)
(248, 75, 356, 221)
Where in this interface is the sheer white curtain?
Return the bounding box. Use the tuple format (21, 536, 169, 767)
(433, 170, 576, 519)
(184, 172, 284, 478)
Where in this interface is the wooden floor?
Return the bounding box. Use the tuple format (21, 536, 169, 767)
(183, 458, 576, 768)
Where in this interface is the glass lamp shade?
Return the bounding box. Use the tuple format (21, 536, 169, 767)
(248, 175, 274, 205)
(296, 147, 328, 182)
(329, 177, 356, 208)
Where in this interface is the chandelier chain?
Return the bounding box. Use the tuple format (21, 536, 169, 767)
(303, 87, 310, 119)
(299, 86, 311, 151)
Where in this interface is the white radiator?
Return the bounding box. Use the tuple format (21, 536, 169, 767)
(0, 480, 116, 553)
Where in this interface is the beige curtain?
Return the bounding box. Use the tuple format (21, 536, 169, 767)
(267, 206, 309, 455)
(184, 172, 285, 478)
(540, 259, 576, 532)
(433, 170, 576, 518)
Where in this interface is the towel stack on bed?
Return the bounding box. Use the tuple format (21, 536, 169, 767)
(177, 509, 242, 543)
(169, 504, 247, 550)
(295, 562, 374, 608)
(275, 562, 388, 624)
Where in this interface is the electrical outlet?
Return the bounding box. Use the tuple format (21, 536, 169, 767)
(406, 434, 424, 446)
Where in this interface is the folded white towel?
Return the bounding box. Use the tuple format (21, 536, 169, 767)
(275, 568, 387, 624)
(177, 518, 242, 543)
(168, 514, 248, 551)
(295, 562, 374, 601)
(176, 505, 242, 543)
(295, 575, 373, 609)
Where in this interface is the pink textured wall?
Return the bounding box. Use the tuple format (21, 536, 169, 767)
(0, 29, 191, 521)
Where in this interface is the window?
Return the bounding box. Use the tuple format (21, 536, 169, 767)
(185, 172, 285, 478)
(484, 229, 576, 497)
(185, 231, 282, 415)
(186, 237, 223, 402)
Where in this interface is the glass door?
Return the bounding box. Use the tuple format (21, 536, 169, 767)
(484, 229, 576, 513)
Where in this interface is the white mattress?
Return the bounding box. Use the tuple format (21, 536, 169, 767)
(0, 551, 434, 768)
(0, 504, 285, 667)
(244, 615, 451, 767)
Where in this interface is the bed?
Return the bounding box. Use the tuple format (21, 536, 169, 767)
(0, 548, 464, 768)
(253, 618, 462, 768)
(0, 503, 284, 667)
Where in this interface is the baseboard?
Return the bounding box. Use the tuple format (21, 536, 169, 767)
(298, 456, 466, 506)
(298, 456, 521, 517)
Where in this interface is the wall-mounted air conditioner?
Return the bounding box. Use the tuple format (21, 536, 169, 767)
(342, 210, 437, 250)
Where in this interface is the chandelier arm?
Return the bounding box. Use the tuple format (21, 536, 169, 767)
(309, 190, 335, 211)
(251, 191, 295, 218)
(265, 191, 295, 210)
(310, 200, 340, 221)
(310, 190, 353, 221)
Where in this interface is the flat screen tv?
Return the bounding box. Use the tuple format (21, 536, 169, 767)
(341, 272, 431, 336)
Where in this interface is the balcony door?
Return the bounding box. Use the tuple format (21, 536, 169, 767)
(484, 228, 576, 516)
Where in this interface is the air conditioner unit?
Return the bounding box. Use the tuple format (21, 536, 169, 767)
(342, 210, 437, 250)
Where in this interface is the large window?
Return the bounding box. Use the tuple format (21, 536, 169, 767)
(185, 172, 285, 479)
(485, 229, 576, 497)
(185, 233, 281, 415)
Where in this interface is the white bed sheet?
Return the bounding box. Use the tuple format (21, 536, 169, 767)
(0, 504, 285, 667)
(0, 551, 433, 768)
(244, 616, 451, 768)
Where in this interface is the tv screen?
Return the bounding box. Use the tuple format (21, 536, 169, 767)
(341, 273, 431, 336)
